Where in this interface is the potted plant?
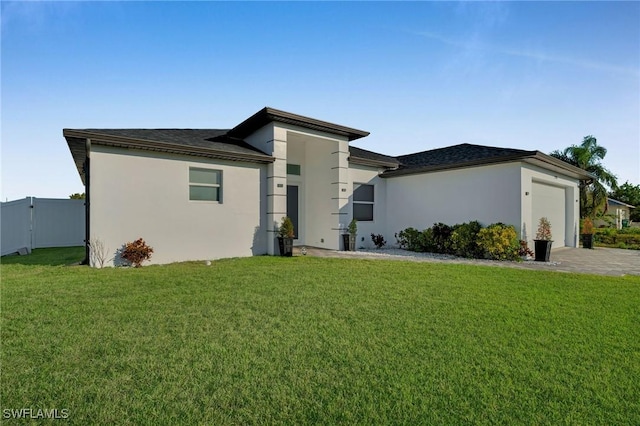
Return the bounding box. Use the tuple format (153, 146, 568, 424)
(581, 217, 595, 249)
(342, 219, 357, 251)
(533, 217, 553, 262)
(277, 216, 295, 257)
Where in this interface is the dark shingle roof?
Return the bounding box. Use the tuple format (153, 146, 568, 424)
(349, 146, 399, 168)
(397, 143, 535, 168)
(382, 143, 592, 180)
(63, 128, 275, 184)
(73, 129, 269, 156)
(383, 143, 537, 177)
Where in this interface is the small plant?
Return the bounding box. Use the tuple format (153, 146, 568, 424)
(582, 217, 595, 235)
(120, 238, 154, 268)
(88, 238, 111, 268)
(370, 233, 386, 249)
(279, 217, 295, 238)
(347, 219, 358, 236)
(518, 240, 534, 258)
(535, 217, 552, 241)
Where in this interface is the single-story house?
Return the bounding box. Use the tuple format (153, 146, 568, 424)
(595, 198, 635, 229)
(64, 107, 592, 266)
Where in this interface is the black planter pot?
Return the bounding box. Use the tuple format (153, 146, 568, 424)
(342, 234, 356, 251)
(277, 237, 294, 257)
(534, 240, 553, 262)
(581, 234, 594, 249)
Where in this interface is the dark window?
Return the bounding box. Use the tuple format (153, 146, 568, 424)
(353, 184, 374, 221)
(287, 164, 301, 176)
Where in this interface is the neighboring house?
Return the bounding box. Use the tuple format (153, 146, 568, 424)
(595, 198, 635, 229)
(64, 107, 592, 266)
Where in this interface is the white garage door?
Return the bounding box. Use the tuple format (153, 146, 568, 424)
(532, 182, 566, 247)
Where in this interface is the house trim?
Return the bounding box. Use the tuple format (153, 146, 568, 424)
(228, 107, 370, 141)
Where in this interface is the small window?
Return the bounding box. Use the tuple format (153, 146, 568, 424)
(353, 183, 374, 221)
(189, 168, 222, 202)
(287, 163, 301, 176)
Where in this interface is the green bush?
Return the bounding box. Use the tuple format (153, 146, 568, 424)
(450, 221, 483, 258)
(431, 223, 454, 254)
(477, 223, 520, 261)
(395, 227, 421, 251)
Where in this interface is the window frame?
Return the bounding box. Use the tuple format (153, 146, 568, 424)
(189, 167, 222, 203)
(353, 183, 374, 222)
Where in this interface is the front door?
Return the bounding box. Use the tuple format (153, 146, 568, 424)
(287, 185, 299, 239)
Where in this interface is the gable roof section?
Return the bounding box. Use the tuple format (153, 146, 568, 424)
(382, 143, 593, 180)
(607, 197, 636, 209)
(228, 107, 370, 141)
(349, 146, 399, 168)
(64, 128, 275, 184)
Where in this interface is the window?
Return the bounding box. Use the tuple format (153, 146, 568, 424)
(287, 163, 301, 176)
(189, 168, 222, 202)
(353, 184, 374, 221)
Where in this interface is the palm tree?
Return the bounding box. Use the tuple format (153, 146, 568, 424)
(550, 135, 618, 218)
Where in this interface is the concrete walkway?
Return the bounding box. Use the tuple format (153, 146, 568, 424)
(293, 246, 640, 277)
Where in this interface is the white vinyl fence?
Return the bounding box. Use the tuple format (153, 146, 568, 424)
(1, 197, 85, 256)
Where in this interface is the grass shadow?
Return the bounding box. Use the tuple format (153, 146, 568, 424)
(1, 246, 85, 266)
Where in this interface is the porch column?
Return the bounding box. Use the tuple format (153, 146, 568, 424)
(244, 124, 288, 255)
(331, 139, 350, 249)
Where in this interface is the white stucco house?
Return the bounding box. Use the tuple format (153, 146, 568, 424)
(64, 107, 592, 266)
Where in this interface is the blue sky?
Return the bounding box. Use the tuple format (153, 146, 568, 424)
(2, 1, 639, 201)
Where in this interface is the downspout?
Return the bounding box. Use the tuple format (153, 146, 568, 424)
(82, 138, 91, 265)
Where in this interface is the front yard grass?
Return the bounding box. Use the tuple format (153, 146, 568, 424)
(2, 248, 639, 424)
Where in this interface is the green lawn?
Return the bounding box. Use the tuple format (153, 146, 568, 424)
(2, 248, 639, 424)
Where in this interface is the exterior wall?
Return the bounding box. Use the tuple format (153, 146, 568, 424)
(384, 163, 523, 242)
(245, 123, 285, 255)
(384, 162, 580, 249)
(521, 164, 579, 248)
(345, 164, 387, 249)
(249, 123, 349, 252)
(90, 145, 267, 266)
(284, 126, 349, 251)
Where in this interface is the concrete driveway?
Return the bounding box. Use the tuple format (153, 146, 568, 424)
(295, 246, 640, 277)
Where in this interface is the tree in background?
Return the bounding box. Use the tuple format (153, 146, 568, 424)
(69, 193, 85, 199)
(550, 135, 618, 218)
(610, 182, 640, 222)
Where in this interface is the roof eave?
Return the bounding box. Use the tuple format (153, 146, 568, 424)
(63, 129, 275, 164)
(229, 107, 370, 141)
(349, 156, 399, 169)
(526, 152, 594, 180)
(381, 154, 530, 178)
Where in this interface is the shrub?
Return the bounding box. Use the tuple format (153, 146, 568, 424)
(450, 221, 483, 258)
(477, 223, 520, 261)
(396, 228, 421, 251)
(431, 223, 454, 254)
(279, 217, 295, 238)
(418, 228, 436, 253)
(581, 217, 595, 235)
(371, 233, 386, 249)
(121, 238, 154, 268)
(535, 217, 552, 241)
(347, 219, 358, 236)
